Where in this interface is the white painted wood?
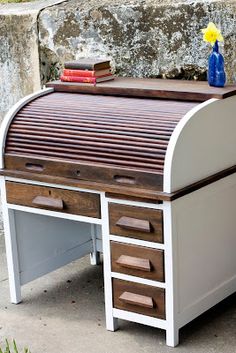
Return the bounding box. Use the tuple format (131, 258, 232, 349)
(164, 96, 236, 192)
(96, 239, 103, 252)
(109, 235, 165, 250)
(7, 203, 102, 225)
(0, 178, 21, 303)
(113, 308, 167, 330)
(6, 177, 100, 195)
(163, 201, 179, 347)
(90, 224, 101, 265)
(20, 240, 92, 285)
(101, 193, 118, 331)
(178, 273, 236, 329)
(111, 272, 166, 288)
(95, 225, 102, 240)
(172, 173, 236, 329)
(0, 88, 54, 169)
(14, 211, 92, 280)
(95, 225, 102, 252)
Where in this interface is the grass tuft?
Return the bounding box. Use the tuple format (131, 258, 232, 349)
(0, 340, 30, 353)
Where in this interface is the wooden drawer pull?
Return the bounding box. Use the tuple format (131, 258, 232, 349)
(119, 291, 154, 309)
(116, 255, 152, 272)
(116, 216, 151, 233)
(32, 196, 64, 210)
(25, 163, 44, 171)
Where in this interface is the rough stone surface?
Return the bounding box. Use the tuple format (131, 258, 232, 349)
(0, 13, 40, 121)
(38, 0, 236, 84)
(0, 0, 65, 122)
(1, 0, 236, 121)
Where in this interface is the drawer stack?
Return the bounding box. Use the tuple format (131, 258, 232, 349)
(108, 201, 165, 320)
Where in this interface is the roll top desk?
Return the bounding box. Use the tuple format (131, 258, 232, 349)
(0, 78, 236, 346)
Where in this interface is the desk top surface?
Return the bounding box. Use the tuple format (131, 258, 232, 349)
(46, 77, 236, 102)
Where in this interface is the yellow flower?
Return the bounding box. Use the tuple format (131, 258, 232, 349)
(201, 22, 224, 46)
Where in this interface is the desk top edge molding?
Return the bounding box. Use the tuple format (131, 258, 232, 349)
(46, 77, 236, 102)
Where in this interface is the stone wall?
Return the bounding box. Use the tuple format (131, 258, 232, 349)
(0, 0, 65, 122)
(0, 0, 236, 121)
(38, 0, 236, 84)
(0, 11, 40, 121)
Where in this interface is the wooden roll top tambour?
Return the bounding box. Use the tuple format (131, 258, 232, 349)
(3, 92, 196, 192)
(1, 78, 236, 199)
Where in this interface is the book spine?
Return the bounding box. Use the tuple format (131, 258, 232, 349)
(63, 69, 96, 77)
(64, 63, 95, 70)
(60, 75, 96, 83)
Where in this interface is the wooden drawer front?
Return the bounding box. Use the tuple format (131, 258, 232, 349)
(6, 182, 101, 218)
(111, 242, 164, 282)
(113, 279, 165, 319)
(109, 203, 163, 243)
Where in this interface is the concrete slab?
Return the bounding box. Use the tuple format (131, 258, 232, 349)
(0, 230, 235, 353)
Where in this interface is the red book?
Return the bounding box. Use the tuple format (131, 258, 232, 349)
(60, 74, 114, 84)
(63, 68, 111, 77)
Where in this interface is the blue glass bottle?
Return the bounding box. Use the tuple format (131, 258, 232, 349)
(208, 40, 226, 87)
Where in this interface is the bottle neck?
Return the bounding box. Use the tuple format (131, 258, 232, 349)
(213, 40, 219, 53)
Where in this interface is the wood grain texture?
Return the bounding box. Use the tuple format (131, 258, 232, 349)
(113, 279, 165, 319)
(1, 166, 235, 202)
(4, 154, 163, 192)
(104, 192, 163, 204)
(116, 216, 151, 233)
(32, 195, 64, 210)
(111, 241, 165, 281)
(116, 255, 151, 272)
(0, 168, 167, 201)
(119, 291, 154, 309)
(4, 90, 197, 192)
(109, 203, 163, 243)
(6, 181, 101, 218)
(46, 77, 236, 101)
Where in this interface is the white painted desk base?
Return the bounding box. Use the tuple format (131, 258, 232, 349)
(1, 174, 236, 347)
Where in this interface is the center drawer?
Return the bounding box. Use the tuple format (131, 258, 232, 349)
(111, 241, 164, 282)
(6, 181, 101, 218)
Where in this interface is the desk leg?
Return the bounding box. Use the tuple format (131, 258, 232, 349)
(90, 224, 101, 265)
(166, 327, 179, 347)
(1, 180, 21, 304)
(101, 194, 119, 331)
(164, 201, 179, 347)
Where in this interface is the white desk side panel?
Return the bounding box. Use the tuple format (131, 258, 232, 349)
(171, 173, 236, 327)
(13, 211, 93, 285)
(164, 96, 236, 193)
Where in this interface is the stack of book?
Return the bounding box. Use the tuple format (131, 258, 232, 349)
(60, 58, 114, 84)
